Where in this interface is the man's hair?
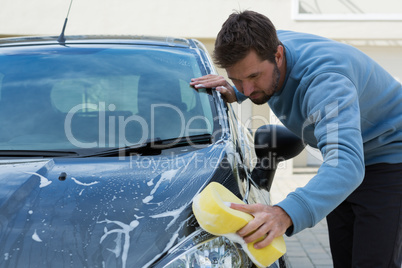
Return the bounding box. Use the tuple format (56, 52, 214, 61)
(213, 10, 280, 68)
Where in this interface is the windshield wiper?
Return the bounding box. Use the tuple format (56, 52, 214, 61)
(0, 150, 80, 158)
(81, 134, 212, 157)
(83, 138, 164, 157)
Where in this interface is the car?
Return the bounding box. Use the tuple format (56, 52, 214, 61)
(0, 35, 304, 267)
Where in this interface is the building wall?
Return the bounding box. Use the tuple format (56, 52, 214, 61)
(1, 0, 401, 38)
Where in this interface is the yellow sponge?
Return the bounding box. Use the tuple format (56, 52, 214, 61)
(192, 182, 286, 268)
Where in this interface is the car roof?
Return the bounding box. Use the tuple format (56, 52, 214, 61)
(0, 35, 199, 49)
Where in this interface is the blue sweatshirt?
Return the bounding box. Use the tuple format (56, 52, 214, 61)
(235, 30, 402, 235)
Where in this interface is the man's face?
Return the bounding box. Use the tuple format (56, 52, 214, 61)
(226, 50, 281, 105)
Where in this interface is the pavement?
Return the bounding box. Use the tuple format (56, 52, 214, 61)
(270, 168, 334, 268)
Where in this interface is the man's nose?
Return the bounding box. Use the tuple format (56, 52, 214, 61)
(242, 81, 254, 96)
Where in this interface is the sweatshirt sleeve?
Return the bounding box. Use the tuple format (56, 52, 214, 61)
(276, 72, 365, 236)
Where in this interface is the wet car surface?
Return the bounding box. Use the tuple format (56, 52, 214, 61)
(0, 36, 303, 267)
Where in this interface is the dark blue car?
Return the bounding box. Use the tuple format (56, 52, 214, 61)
(0, 35, 303, 267)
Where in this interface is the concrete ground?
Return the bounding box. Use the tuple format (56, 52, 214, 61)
(270, 168, 334, 268)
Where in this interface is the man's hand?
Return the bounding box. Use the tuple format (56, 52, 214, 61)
(190, 74, 237, 103)
(230, 203, 293, 249)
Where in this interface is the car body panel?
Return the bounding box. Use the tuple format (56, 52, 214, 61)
(0, 142, 243, 267)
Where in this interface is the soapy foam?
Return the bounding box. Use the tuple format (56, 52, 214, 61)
(142, 169, 179, 204)
(24, 172, 52, 188)
(71, 177, 99, 186)
(150, 203, 188, 229)
(222, 233, 265, 268)
(223, 201, 231, 208)
(32, 229, 42, 242)
(98, 218, 140, 268)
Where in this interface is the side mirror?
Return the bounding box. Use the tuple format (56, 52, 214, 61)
(251, 124, 305, 191)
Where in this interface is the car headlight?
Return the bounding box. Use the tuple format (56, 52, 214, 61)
(156, 230, 252, 268)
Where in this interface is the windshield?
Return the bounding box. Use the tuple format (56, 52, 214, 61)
(0, 44, 214, 152)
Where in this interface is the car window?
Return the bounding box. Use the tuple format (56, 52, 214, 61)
(51, 76, 140, 114)
(0, 45, 214, 151)
(0, 73, 3, 101)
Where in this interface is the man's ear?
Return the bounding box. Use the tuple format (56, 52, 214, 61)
(275, 45, 285, 67)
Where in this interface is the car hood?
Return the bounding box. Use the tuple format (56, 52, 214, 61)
(0, 142, 236, 268)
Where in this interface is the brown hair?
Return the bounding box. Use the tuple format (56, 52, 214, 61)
(213, 10, 280, 68)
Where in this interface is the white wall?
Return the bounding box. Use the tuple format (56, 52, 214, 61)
(1, 0, 402, 41)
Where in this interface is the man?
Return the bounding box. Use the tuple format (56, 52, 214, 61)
(190, 10, 402, 267)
